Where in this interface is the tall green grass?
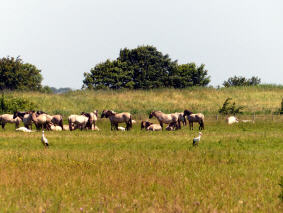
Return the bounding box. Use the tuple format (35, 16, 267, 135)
(2, 86, 283, 118)
(0, 120, 282, 212)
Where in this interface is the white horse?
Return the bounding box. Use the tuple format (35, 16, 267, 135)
(68, 114, 89, 131)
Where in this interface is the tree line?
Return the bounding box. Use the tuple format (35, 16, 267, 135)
(0, 45, 262, 92)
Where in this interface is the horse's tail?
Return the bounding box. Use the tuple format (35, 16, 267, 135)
(0, 115, 2, 125)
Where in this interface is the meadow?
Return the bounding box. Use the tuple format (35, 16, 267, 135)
(0, 87, 283, 212)
(4, 85, 283, 117)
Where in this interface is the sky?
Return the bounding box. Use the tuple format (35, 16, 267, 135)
(1, 0, 282, 89)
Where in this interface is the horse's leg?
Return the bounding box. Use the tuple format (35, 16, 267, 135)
(2, 123, 5, 129)
(159, 122, 163, 130)
(177, 120, 181, 130)
(199, 121, 204, 130)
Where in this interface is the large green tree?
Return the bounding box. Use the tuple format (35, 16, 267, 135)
(169, 63, 210, 88)
(83, 45, 210, 89)
(0, 56, 43, 91)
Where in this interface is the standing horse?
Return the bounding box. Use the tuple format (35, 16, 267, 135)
(30, 111, 52, 130)
(13, 111, 34, 129)
(81, 110, 98, 130)
(183, 110, 205, 130)
(0, 114, 21, 129)
(175, 112, 187, 126)
(68, 114, 89, 131)
(101, 110, 132, 131)
(149, 111, 180, 130)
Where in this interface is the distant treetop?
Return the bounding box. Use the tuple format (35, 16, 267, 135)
(223, 76, 261, 87)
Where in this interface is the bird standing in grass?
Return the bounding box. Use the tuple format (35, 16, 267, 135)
(193, 132, 202, 146)
(41, 130, 49, 148)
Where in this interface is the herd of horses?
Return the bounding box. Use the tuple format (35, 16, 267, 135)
(0, 109, 205, 132)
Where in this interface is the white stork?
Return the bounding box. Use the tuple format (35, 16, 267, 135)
(41, 130, 49, 147)
(193, 132, 202, 146)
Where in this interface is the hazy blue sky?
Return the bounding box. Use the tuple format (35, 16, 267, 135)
(1, 0, 282, 89)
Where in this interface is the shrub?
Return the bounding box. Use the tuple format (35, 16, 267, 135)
(218, 98, 244, 115)
(0, 93, 38, 113)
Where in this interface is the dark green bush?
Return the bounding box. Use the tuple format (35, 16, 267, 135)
(218, 98, 244, 115)
(0, 93, 38, 113)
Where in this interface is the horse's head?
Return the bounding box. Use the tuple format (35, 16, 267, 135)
(101, 110, 113, 118)
(13, 111, 25, 120)
(149, 111, 155, 119)
(141, 121, 153, 130)
(184, 110, 193, 117)
(13, 111, 18, 119)
(81, 112, 90, 118)
(141, 121, 146, 129)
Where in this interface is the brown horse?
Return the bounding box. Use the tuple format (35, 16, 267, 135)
(14, 111, 34, 129)
(149, 111, 180, 130)
(0, 114, 21, 129)
(36, 111, 63, 129)
(183, 110, 204, 130)
(101, 110, 132, 131)
(81, 110, 98, 130)
(30, 111, 52, 130)
(175, 112, 187, 126)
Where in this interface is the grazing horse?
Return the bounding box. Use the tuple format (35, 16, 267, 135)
(14, 111, 34, 129)
(35, 111, 63, 129)
(101, 110, 132, 131)
(183, 110, 205, 130)
(0, 114, 21, 129)
(68, 114, 89, 131)
(149, 111, 180, 130)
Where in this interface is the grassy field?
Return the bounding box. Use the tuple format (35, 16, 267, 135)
(0, 87, 283, 212)
(3, 86, 283, 117)
(0, 119, 282, 212)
